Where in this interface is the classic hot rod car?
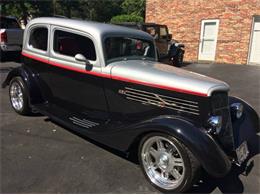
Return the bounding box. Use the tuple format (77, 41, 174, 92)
(2, 18, 259, 193)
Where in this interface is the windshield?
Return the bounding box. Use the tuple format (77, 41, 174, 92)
(104, 37, 156, 64)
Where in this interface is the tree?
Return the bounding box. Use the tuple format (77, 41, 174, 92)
(110, 14, 143, 23)
(121, 0, 145, 17)
(0, 0, 53, 25)
(0, 0, 145, 24)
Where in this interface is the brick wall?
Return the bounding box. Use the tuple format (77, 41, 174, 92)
(146, 0, 260, 64)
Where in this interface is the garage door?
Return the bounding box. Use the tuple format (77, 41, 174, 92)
(249, 16, 260, 65)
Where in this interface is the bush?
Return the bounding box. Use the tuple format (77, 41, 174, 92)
(110, 14, 143, 23)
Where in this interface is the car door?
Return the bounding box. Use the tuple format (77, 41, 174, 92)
(23, 24, 52, 101)
(157, 25, 169, 56)
(48, 26, 108, 119)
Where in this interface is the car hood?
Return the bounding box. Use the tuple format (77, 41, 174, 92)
(109, 60, 229, 97)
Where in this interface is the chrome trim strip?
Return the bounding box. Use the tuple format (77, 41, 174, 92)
(72, 118, 97, 126)
(71, 121, 93, 128)
(125, 87, 198, 105)
(126, 97, 199, 115)
(70, 117, 98, 125)
(81, 118, 99, 125)
(122, 87, 200, 115)
(124, 90, 199, 109)
(125, 94, 199, 112)
(69, 117, 99, 128)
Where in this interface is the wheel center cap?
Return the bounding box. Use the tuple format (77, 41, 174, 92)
(158, 153, 169, 169)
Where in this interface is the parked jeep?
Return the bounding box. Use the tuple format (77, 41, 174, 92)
(0, 16, 23, 60)
(2, 18, 259, 193)
(115, 22, 185, 67)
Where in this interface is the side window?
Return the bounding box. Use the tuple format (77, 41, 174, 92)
(145, 26, 158, 39)
(53, 30, 96, 61)
(159, 27, 167, 39)
(29, 27, 48, 51)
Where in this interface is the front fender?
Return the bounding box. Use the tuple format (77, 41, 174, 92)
(168, 44, 178, 56)
(229, 96, 259, 148)
(126, 116, 231, 178)
(2, 65, 45, 105)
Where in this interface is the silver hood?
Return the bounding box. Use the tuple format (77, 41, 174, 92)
(109, 60, 229, 97)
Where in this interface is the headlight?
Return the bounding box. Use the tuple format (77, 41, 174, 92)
(231, 103, 243, 119)
(207, 116, 222, 135)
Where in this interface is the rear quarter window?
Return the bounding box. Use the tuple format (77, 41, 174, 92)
(29, 27, 48, 51)
(53, 30, 96, 61)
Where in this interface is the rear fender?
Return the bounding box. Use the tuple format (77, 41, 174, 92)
(2, 65, 45, 105)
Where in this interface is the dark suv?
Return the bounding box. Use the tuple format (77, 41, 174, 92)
(116, 22, 185, 66)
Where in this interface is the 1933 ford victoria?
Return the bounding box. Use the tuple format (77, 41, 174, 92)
(2, 18, 259, 193)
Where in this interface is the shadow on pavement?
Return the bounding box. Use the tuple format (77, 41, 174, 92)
(0, 51, 21, 63)
(45, 116, 260, 194)
(188, 130, 260, 194)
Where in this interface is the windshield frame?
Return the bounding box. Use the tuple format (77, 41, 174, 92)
(102, 35, 158, 65)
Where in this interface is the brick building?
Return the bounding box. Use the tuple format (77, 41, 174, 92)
(146, 0, 260, 65)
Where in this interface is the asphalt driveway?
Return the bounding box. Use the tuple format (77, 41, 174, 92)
(0, 58, 259, 193)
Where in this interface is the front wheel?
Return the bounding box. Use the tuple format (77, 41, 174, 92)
(171, 50, 184, 67)
(138, 133, 200, 193)
(9, 77, 31, 115)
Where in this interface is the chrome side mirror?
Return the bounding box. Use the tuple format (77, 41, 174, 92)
(75, 53, 92, 71)
(75, 53, 87, 62)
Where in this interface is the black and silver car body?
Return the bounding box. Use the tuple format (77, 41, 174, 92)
(2, 17, 259, 193)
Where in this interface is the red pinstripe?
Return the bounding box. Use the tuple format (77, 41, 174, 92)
(22, 51, 208, 97)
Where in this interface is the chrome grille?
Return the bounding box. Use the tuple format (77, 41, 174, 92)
(211, 92, 234, 152)
(211, 92, 229, 109)
(120, 87, 200, 115)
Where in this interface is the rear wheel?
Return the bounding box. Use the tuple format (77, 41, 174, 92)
(9, 77, 31, 115)
(138, 133, 200, 193)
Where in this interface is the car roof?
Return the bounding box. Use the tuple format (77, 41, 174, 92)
(27, 17, 154, 41)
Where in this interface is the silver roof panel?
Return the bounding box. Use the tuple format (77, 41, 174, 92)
(26, 17, 154, 41)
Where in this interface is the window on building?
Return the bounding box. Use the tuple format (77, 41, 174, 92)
(53, 30, 96, 61)
(29, 27, 48, 51)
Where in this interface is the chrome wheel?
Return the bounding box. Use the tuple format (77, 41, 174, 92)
(10, 81, 24, 111)
(141, 136, 185, 190)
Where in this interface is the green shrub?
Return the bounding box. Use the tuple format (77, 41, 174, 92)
(110, 14, 143, 23)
